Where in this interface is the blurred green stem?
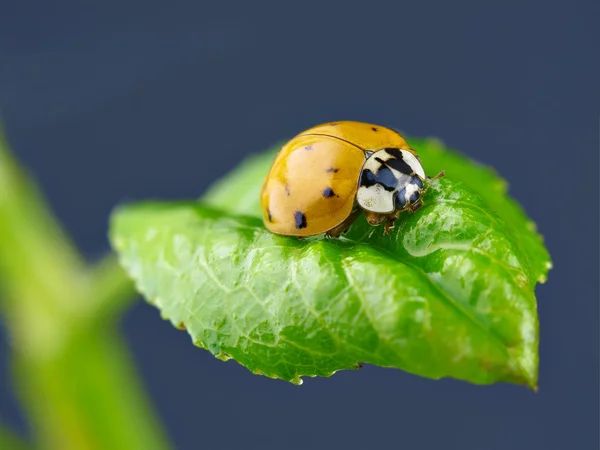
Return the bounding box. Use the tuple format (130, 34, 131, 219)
(0, 128, 171, 449)
(0, 423, 28, 450)
(13, 326, 169, 450)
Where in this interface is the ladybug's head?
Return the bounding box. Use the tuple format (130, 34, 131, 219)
(356, 148, 426, 214)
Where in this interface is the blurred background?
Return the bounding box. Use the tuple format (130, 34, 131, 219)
(0, 1, 598, 449)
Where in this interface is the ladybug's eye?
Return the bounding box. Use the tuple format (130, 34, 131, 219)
(408, 189, 420, 204)
(393, 190, 406, 209)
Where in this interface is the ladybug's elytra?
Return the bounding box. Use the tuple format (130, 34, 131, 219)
(260, 121, 444, 237)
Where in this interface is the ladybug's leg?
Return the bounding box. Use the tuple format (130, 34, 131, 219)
(421, 170, 445, 195)
(364, 211, 386, 227)
(384, 217, 397, 235)
(384, 209, 404, 234)
(326, 208, 362, 238)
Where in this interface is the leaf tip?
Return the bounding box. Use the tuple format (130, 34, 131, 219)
(215, 352, 233, 362)
(515, 361, 539, 392)
(290, 376, 304, 386)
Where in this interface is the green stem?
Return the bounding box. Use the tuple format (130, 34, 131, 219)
(87, 254, 139, 322)
(13, 325, 170, 450)
(0, 423, 29, 450)
(0, 127, 172, 449)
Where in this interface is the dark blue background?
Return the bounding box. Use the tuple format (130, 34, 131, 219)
(1, 1, 598, 449)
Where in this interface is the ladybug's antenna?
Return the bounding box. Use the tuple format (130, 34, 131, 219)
(421, 170, 445, 195)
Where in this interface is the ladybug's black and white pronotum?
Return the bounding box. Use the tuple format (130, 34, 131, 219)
(356, 147, 441, 232)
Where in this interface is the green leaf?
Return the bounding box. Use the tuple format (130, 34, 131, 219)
(111, 136, 550, 389)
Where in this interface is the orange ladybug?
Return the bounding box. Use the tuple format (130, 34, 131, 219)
(260, 121, 444, 237)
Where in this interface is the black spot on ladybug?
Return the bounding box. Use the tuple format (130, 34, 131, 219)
(381, 149, 413, 176)
(326, 167, 339, 173)
(322, 187, 336, 198)
(285, 184, 291, 196)
(371, 127, 378, 132)
(360, 167, 397, 192)
(267, 208, 273, 222)
(384, 148, 403, 159)
(294, 211, 307, 229)
(386, 157, 413, 176)
(304, 145, 313, 151)
(375, 167, 399, 191)
(360, 169, 378, 187)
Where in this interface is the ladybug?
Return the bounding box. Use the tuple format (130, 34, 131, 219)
(260, 121, 444, 238)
